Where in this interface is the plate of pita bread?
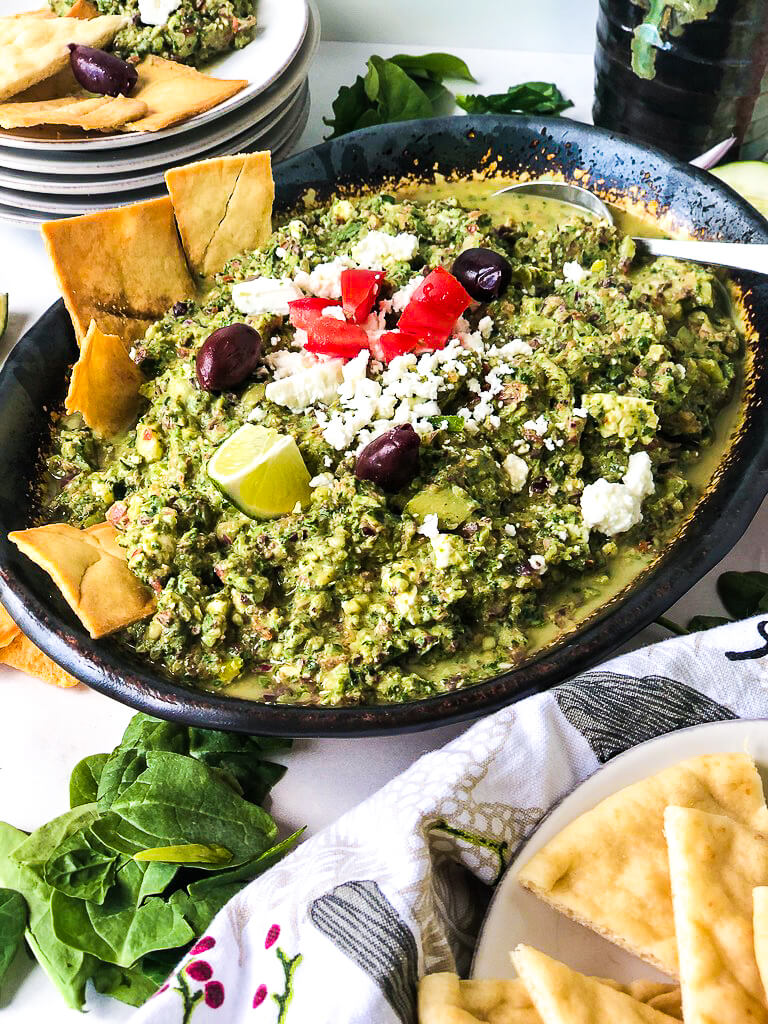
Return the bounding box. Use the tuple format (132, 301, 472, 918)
(0, 0, 316, 220)
(421, 719, 768, 1024)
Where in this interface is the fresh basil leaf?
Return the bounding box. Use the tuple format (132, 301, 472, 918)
(717, 570, 768, 620)
(43, 826, 119, 905)
(390, 52, 475, 82)
(110, 751, 278, 866)
(134, 844, 233, 866)
(456, 81, 573, 116)
(687, 614, 733, 632)
(0, 888, 26, 991)
(70, 754, 109, 809)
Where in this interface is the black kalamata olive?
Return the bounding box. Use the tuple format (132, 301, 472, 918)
(355, 424, 420, 493)
(452, 248, 512, 302)
(172, 301, 190, 317)
(196, 324, 262, 392)
(68, 44, 138, 97)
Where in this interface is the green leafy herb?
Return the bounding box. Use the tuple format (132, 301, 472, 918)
(656, 569, 768, 634)
(324, 51, 474, 139)
(0, 713, 298, 1010)
(686, 614, 732, 632)
(0, 888, 26, 991)
(456, 81, 573, 116)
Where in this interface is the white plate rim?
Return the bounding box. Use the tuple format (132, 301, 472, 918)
(471, 717, 768, 984)
(0, 2, 317, 173)
(0, 78, 307, 203)
(0, 83, 308, 228)
(0, 0, 309, 151)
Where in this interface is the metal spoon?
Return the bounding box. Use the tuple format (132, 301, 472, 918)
(494, 181, 768, 275)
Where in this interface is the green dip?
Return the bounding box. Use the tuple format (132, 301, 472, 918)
(49, 0, 258, 65)
(43, 187, 744, 705)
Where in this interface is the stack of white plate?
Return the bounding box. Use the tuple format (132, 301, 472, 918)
(0, 0, 318, 228)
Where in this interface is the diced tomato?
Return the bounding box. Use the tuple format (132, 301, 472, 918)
(305, 318, 369, 360)
(397, 266, 472, 347)
(288, 297, 342, 330)
(341, 268, 385, 324)
(378, 331, 420, 363)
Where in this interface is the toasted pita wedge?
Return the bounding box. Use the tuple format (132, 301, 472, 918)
(665, 806, 768, 1024)
(0, 13, 128, 102)
(41, 195, 195, 346)
(0, 605, 19, 650)
(1, 633, 79, 687)
(7, 8, 55, 17)
(755, 887, 768, 1003)
(122, 55, 246, 133)
(0, 93, 147, 130)
(9, 522, 155, 639)
(66, 0, 99, 18)
(65, 319, 144, 436)
(517, 753, 768, 975)
(166, 152, 274, 278)
(10, 64, 78, 103)
(510, 947, 679, 1024)
(417, 973, 681, 1024)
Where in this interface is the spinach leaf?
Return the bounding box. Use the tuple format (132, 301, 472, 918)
(366, 57, 432, 123)
(97, 748, 149, 810)
(717, 571, 768, 620)
(134, 844, 233, 866)
(456, 81, 573, 116)
(91, 961, 160, 1007)
(43, 826, 119, 904)
(110, 751, 278, 866)
(687, 614, 732, 632)
(0, 888, 26, 991)
(70, 754, 109, 808)
(390, 52, 475, 83)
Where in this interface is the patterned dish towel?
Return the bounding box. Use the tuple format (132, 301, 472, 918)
(132, 616, 768, 1024)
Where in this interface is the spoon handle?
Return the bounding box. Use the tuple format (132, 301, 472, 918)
(634, 237, 768, 275)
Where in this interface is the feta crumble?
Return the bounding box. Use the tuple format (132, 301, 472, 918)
(503, 453, 529, 492)
(293, 257, 353, 299)
(417, 513, 440, 539)
(391, 275, 425, 312)
(580, 452, 655, 537)
(309, 473, 335, 489)
(232, 277, 304, 316)
(138, 0, 180, 25)
(351, 230, 419, 269)
(265, 360, 344, 412)
(321, 305, 347, 321)
(563, 261, 588, 284)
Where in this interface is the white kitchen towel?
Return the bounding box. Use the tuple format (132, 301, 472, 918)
(132, 615, 768, 1024)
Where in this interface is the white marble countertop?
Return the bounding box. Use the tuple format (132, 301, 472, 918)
(1, 36, 767, 1022)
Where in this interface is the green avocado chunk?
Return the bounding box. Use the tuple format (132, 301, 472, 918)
(405, 485, 478, 530)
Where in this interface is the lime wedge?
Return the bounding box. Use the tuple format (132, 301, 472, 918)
(208, 424, 311, 519)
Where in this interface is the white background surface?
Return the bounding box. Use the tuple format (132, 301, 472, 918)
(2, 16, 768, 1023)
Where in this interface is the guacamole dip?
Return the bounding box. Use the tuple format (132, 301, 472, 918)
(43, 189, 743, 705)
(49, 0, 257, 65)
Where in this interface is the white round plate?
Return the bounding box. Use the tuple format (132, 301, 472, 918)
(0, 77, 307, 204)
(0, 0, 309, 149)
(472, 718, 768, 984)
(0, 83, 309, 228)
(0, 1, 317, 174)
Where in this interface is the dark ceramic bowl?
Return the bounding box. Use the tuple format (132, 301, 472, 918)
(2, 115, 768, 737)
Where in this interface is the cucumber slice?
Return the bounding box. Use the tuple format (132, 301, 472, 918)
(710, 161, 768, 218)
(0, 294, 7, 340)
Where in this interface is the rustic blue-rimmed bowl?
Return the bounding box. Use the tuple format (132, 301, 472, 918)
(1, 114, 768, 736)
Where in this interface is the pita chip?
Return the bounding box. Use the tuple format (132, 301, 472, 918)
(0, 12, 128, 101)
(0, 93, 147, 131)
(9, 522, 155, 639)
(0, 604, 78, 687)
(65, 319, 144, 437)
(0, 604, 19, 650)
(122, 56, 246, 133)
(166, 152, 274, 277)
(417, 973, 681, 1024)
(665, 806, 768, 1024)
(517, 753, 768, 975)
(41, 195, 195, 346)
(7, 8, 55, 17)
(510, 947, 679, 1024)
(756, 887, 768, 1002)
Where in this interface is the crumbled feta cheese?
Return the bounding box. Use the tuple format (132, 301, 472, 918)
(231, 277, 303, 316)
(247, 406, 267, 422)
(528, 554, 547, 574)
(266, 349, 317, 379)
(323, 455, 333, 468)
(503, 453, 529, 492)
(580, 452, 655, 536)
(138, 0, 180, 25)
(572, 405, 588, 418)
(563, 261, 588, 284)
(392, 275, 425, 313)
(492, 339, 533, 358)
(322, 305, 347, 321)
(504, 523, 517, 536)
(351, 230, 419, 269)
(293, 257, 353, 299)
(265, 360, 344, 412)
(478, 315, 494, 339)
(275, 246, 287, 259)
(309, 473, 335, 489)
(417, 513, 440, 539)
(523, 415, 549, 436)
(431, 533, 462, 569)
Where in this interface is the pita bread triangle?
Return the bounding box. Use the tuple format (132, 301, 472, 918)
(510, 946, 679, 1024)
(665, 806, 768, 1024)
(517, 753, 768, 975)
(755, 887, 768, 1003)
